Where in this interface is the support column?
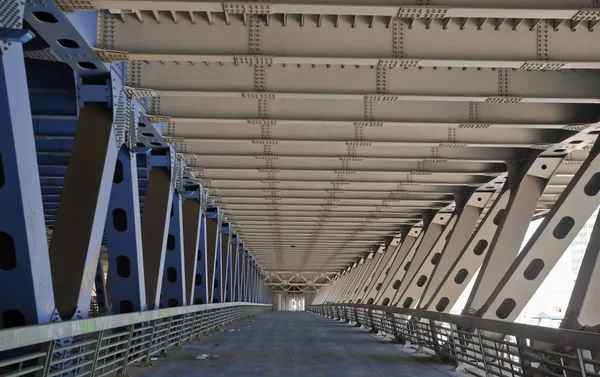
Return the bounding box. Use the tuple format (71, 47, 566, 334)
(465, 154, 563, 314)
(361, 235, 404, 304)
(105, 146, 146, 314)
(419, 187, 496, 309)
(235, 244, 244, 301)
(141, 165, 173, 309)
(375, 225, 424, 305)
(349, 247, 384, 303)
(331, 259, 362, 303)
(335, 256, 367, 303)
(482, 137, 600, 322)
(49, 100, 118, 320)
(182, 191, 201, 305)
(420, 187, 510, 312)
(0, 30, 56, 327)
(206, 208, 222, 303)
(396, 192, 483, 309)
(562, 211, 600, 331)
(161, 192, 186, 307)
(346, 254, 373, 303)
(392, 210, 454, 307)
(192, 203, 208, 305)
(221, 223, 231, 302)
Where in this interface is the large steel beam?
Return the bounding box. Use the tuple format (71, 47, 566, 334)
(562, 210, 600, 332)
(418, 186, 497, 309)
(341, 254, 372, 303)
(481, 134, 600, 322)
(374, 225, 424, 305)
(463, 153, 565, 315)
(48, 100, 118, 320)
(391, 210, 454, 307)
(0, 29, 56, 327)
(359, 237, 401, 303)
(328, 263, 357, 303)
(141, 165, 173, 309)
(105, 146, 147, 313)
(161, 192, 186, 307)
(347, 249, 383, 303)
(229, 236, 239, 301)
(419, 187, 510, 312)
(182, 192, 201, 305)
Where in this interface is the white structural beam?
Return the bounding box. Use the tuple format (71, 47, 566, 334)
(481, 137, 600, 323)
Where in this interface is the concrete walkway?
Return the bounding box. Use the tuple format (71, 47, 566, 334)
(130, 311, 458, 377)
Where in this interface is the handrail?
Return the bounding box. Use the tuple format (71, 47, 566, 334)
(0, 302, 270, 352)
(311, 303, 600, 351)
(309, 304, 600, 377)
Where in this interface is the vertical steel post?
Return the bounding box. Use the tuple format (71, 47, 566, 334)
(161, 192, 186, 307)
(229, 236, 238, 301)
(221, 223, 231, 302)
(105, 146, 146, 314)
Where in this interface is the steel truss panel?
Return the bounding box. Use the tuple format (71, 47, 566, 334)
(160, 192, 186, 307)
(482, 137, 600, 323)
(105, 146, 147, 313)
(0, 34, 56, 326)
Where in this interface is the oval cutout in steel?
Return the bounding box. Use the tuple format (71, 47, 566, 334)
(436, 297, 450, 312)
(473, 239, 488, 256)
(402, 297, 413, 308)
(367, 298, 374, 304)
(195, 273, 202, 286)
(382, 298, 390, 306)
(376, 282, 382, 291)
(416, 275, 427, 287)
(57, 39, 79, 49)
(116, 255, 131, 278)
(404, 262, 411, 271)
(3, 309, 25, 328)
(393, 280, 401, 289)
(32, 11, 58, 23)
(430, 252, 441, 265)
(584, 172, 600, 196)
(119, 300, 134, 313)
(167, 267, 177, 283)
(523, 258, 545, 281)
(112, 208, 127, 232)
(113, 159, 123, 183)
(496, 298, 517, 319)
(167, 234, 176, 250)
(168, 299, 178, 307)
(0, 232, 17, 271)
(553, 216, 575, 239)
(454, 269, 469, 284)
(493, 209, 505, 226)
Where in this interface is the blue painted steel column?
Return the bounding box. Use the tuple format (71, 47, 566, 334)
(192, 206, 208, 305)
(161, 192, 186, 307)
(48, 98, 118, 320)
(206, 208, 222, 303)
(242, 251, 249, 301)
(0, 26, 56, 326)
(105, 146, 146, 314)
(221, 224, 232, 302)
(141, 163, 173, 309)
(182, 190, 201, 306)
(248, 258, 255, 302)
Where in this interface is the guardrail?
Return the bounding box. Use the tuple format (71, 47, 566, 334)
(308, 304, 600, 377)
(0, 303, 271, 377)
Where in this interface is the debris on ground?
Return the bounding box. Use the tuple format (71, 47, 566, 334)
(194, 354, 219, 360)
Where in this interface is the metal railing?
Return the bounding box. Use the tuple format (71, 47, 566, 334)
(0, 303, 270, 377)
(308, 304, 600, 377)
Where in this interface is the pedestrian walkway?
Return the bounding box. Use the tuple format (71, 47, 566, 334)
(129, 311, 458, 377)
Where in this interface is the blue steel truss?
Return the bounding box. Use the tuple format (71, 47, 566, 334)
(0, 0, 269, 332)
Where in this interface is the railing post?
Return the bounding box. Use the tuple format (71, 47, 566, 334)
(476, 329, 490, 375)
(428, 319, 442, 358)
(89, 331, 104, 377)
(36, 340, 56, 377)
(117, 325, 135, 377)
(449, 324, 466, 372)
